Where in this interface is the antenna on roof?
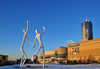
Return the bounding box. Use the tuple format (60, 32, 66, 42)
(85, 16, 88, 21)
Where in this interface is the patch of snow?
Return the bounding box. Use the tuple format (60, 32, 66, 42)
(0, 64, 100, 69)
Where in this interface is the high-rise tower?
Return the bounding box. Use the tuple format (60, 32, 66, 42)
(81, 19, 93, 41)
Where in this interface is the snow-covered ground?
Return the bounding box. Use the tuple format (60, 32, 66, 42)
(0, 64, 100, 69)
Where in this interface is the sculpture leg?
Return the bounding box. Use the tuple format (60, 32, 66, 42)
(31, 55, 34, 62)
(36, 47, 41, 56)
(42, 47, 45, 67)
(20, 47, 25, 68)
(20, 39, 25, 67)
(22, 50, 27, 66)
(20, 55, 24, 68)
(32, 47, 41, 62)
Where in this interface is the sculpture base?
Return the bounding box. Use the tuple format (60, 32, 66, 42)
(13, 65, 48, 68)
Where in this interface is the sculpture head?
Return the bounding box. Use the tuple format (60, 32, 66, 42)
(23, 29, 26, 33)
(35, 29, 38, 34)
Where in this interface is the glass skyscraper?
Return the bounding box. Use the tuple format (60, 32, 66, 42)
(81, 20, 93, 41)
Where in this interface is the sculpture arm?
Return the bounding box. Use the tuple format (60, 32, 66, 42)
(41, 27, 46, 34)
(26, 37, 34, 45)
(26, 21, 29, 33)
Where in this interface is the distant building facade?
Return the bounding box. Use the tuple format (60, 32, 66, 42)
(0, 54, 8, 64)
(68, 38, 100, 63)
(38, 47, 67, 64)
(81, 20, 93, 41)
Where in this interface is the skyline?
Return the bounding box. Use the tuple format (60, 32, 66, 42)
(0, 0, 100, 60)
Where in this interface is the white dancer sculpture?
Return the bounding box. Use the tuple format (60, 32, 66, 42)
(33, 27, 46, 67)
(20, 21, 34, 68)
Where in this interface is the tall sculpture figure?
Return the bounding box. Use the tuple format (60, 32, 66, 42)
(33, 27, 46, 67)
(20, 21, 34, 68)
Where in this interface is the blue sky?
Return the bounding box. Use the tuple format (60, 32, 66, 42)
(0, 0, 100, 60)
